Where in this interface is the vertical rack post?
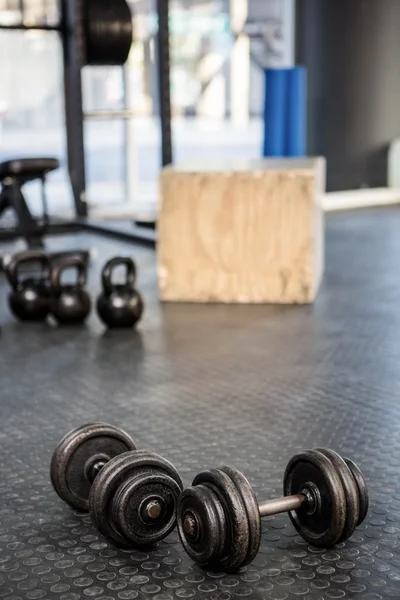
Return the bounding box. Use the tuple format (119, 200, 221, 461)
(156, 0, 173, 167)
(60, 0, 87, 217)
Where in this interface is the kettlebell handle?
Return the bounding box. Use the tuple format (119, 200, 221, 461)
(101, 256, 137, 296)
(5, 250, 50, 289)
(50, 255, 88, 296)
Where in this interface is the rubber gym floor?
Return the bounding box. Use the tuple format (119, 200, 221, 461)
(1, 207, 400, 600)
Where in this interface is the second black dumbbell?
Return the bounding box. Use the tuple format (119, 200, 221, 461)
(177, 448, 368, 571)
(50, 423, 183, 547)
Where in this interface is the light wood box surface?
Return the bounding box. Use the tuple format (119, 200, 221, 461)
(158, 158, 325, 304)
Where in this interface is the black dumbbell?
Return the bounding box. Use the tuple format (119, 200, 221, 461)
(5, 250, 51, 321)
(177, 448, 368, 571)
(96, 256, 144, 328)
(49, 254, 91, 325)
(50, 423, 183, 547)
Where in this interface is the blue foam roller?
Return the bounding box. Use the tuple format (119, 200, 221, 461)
(285, 66, 307, 157)
(262, 68, 287, 157)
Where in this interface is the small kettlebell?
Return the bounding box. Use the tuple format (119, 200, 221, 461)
(5, 250, 51, 321)
(50, 254, 91, 325)
(96, 256, 144, 328)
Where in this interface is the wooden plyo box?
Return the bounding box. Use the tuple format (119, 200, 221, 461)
(158, 158, 326, 304)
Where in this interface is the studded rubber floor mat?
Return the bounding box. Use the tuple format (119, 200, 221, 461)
(1, 208, 400, 600)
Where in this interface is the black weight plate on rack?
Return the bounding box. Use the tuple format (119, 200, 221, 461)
(50, 422, 136, 511)
(283, 449, 347, 547)
(83, 0, 133, 66)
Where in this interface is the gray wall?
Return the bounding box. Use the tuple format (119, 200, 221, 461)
(296, 0, 400, 191)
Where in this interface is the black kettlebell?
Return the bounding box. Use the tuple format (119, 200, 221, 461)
(5, 250, 51, 321)
(49, 255, 91, 325)
(96, 256, 144, 328)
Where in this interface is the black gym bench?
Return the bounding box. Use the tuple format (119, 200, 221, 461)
(0, 157, 156, 263)
(0, 157, 95, 269)
(0, 157, 59, 248)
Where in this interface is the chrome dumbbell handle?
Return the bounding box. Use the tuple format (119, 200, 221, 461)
(258, 493, 306, 517)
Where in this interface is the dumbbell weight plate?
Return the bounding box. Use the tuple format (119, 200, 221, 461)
(283, 449, 347, 547)
(344, 457, 369, 526)
(190, 469, 251, 571)
(89, 450, 183, 547)
(177, 483, 229, 566)
(220, 467, 261, 568)
(50, 423, 136, 511)
(315, 448, 359, 543)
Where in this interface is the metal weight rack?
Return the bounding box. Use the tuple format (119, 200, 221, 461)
(0, 0, 173, 249)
